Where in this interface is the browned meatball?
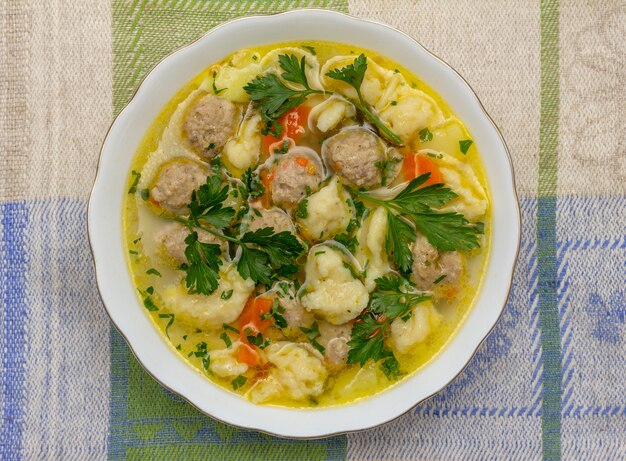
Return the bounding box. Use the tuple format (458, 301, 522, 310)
(270, 156, 323, 207)
(150, 160, 208, 213)
(325, 129, 386, 189)
(318, 321, 352, 369)
(247, 207, 295, 234)
(155, 221, 226, 265)
(184, 94, 238, 158)
(411, 234, 462, 291)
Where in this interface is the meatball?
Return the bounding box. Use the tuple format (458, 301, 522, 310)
(270, 156, 323, 207)
(318, 321, 352, 369)
(156, 221, 225, 265)
(247, 207, 295, 234)
(279, 295, 314, 329)
(325, 129, 386, 189)
(150, 160, 208, 213)
(411, 234, 462, 291)
(184, 94, 238, 158)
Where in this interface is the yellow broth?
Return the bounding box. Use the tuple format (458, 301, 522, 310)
(123, 41, 490, 408)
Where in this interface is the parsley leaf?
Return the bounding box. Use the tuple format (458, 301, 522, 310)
(188, 176, 235, 229)
(459, 139, 473, 155)
(158, 313, 175, 338)
(179, 231, 223, 295)
(295, 199, 308, 219)
(244, 54, 325, 137)
(220, 331, 232, 348)
(231, 375, 247, 390)
(354, 174, 482, 269)
(325, 54, 403, 146)
(419, 127, 433, 143)
(334, 232, 358, 253)
(347, 276, 430, 375)
(243, 168, 265, 199)
(128, 170, 141, 194)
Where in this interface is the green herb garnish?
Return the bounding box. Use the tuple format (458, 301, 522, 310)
(300, 322, 325, 354)
(244, 54, 326, 137)
(231, 375, 247, 390)
(146, 268, 161, 277)
(459, 139, 473, 155)
(220, 331, 232, 348)
(128, 170, 141, 194)
(419, 127, 433, 143)
(158, 313, 175, 338)
(353, 173, 482, 272)
(295, 199, 309, 219)
(143, 296, 159, 312)
(347, 276, 430, 374)
(220, 289, 234, 300)
(325, 54, 403, 146)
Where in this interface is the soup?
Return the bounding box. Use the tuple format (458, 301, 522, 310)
(123, 41, 490, 408)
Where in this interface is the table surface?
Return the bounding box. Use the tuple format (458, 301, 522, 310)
(1, 1, 624, 460)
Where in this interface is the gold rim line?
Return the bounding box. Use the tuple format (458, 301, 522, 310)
(87, 8, 522, 440)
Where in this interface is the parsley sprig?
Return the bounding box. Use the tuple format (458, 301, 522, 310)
(325, 54, 404, 146)
(244, 54, 325, 137)
(352, 173, 483, 273)
(347, 276, 430, 379)
(174, 176, 305, 293)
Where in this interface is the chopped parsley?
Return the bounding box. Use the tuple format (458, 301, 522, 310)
(300, 322, 325, 354)
(342, 261, 359, 279)
(220, 289, 234, 300)
(223, 323, 239, 334)
(220, 331, 232, 348)
(212, 71, 226, 94)
(433, 274, 447, 285)
(146, 268, 161, 277)
(143, 296, 159, 312)
(295, 199, 309, 219)
(128, 170, 141, 194)
(419, 127, 433, 143)
(158, 313, 175, 338)
(459, 139, 473, 155)
(243, 168, 265, 198)
(374, 156, 402, 186)
(245, 328, 270, 349)
(192, 342, 211, 371)
(140, 188, 150, 201)
(231, 375, 247, 390)
(302, 45, 316, 55)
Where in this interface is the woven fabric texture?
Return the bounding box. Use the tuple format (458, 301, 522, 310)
(1, 1, 624, 460)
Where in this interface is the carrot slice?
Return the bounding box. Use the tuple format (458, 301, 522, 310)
(237, 343, 261, 367)
(403, 153, 443, 186)
(238, 296, 274, 338)
(261, 105, 310, 154)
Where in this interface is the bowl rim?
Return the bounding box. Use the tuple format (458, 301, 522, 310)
(88, 8, 521, 439)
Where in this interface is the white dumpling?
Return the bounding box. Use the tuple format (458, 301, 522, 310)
(209, 341, 249, 378)
(308, 95, 356, 133)
(434, 152, 488, 221)
(355, 207, 391, 292)
(222, 112, 262, 174)
(203, 50, 262, 103)
(246, 342, 327, 403)
(297, 177, 352, 241)
(300, 245, 369, 324)
(321, 56, 444, 144)
(161, 263, 255, 329)
(390, 301, 442, 353)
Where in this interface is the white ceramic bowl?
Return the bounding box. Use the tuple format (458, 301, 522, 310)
(89, 9, 520, 438)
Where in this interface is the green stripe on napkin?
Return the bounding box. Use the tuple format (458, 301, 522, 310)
(110, 2, 348, 459)
(538, 0, 561, 459)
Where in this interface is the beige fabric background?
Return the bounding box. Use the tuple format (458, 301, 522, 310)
(0, 0, 113, 202)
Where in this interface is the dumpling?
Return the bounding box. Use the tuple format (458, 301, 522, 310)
(308, 95, 356, 133)
(246, 342, 327, 403)
(300, 245, 369, 324)
(222, 111, 262, 174)
(161, 263, 255, 328)
(390, 301, 442, 353)
(435, 152, 488, 221)
(209, 341, 249, 378)
(321, 56, 444, 144)
(296, 177, 352, 241)
(355, 207, 391, 291)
